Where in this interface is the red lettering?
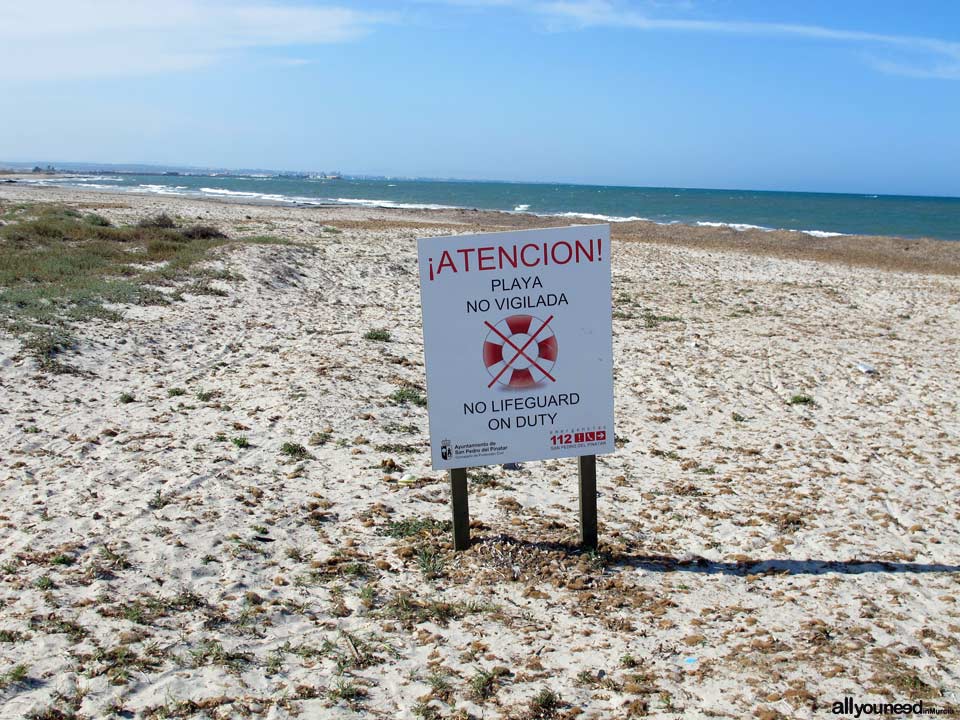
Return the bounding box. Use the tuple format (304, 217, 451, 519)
(456, 247, 475, 272)
(551, 241, 573, 264)
(575, 239, 594, 263)
(478, 246, 496, 270)
(520, 243, 541, 267)
(436, 250, 457, 275)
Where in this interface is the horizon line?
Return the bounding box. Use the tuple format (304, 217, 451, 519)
(3, 159, 959, 201)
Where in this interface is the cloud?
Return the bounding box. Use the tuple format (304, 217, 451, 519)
(534, 0, 960, 79)
(418, 0, 960, 79)
(0, 0, 387, 81)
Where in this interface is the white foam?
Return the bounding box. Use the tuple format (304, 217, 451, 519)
(801, 229, 847, 238)
(696, 221, 774, 232)
(199, 187, 291, 203)
(513, 204, 531, 212)
(696, 220, 848, 238)
(200, 187, 262, 197)
(331, 197, 458, 211)
(552, 211, 650, 223)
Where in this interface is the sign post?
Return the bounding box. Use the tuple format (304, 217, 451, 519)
(418, 225, 614, 550)
(578, 454, 598, 550)
(449, 467, 470, 551)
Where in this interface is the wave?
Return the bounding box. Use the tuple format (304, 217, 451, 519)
(331, 197, 458, 211)
(199, 187, 292, 203)
(801, 229, 847, 238)
(135, 184, 191, 195)
(551, 211, 651, 223)
(513, 204, 530, 212)
(696, 220, 847, 238)
(696, 220, 774, 232)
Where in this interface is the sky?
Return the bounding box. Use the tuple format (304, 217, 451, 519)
(2, 0, 959, 196)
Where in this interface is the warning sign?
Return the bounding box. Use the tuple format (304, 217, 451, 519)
(418, 225, 614, 469)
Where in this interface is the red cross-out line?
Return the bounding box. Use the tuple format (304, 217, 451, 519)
(484, 320, 557, 385)
(486, 315, 556, 388)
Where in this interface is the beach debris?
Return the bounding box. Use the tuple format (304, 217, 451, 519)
(856, 362, 878, 375)
(501, 462, 522, 471)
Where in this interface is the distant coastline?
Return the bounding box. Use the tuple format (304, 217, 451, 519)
(6, 183, 960, 278)
(5, 170, 960, 242)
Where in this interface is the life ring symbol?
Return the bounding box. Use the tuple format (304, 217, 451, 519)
(483, 314, 558, 388)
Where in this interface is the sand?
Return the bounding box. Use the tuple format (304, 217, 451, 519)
(0, 184, 958, 719)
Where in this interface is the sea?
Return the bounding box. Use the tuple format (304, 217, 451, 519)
(16, 173, 960, 241)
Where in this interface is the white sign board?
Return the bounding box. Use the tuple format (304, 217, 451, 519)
(418, 224, 614, 469)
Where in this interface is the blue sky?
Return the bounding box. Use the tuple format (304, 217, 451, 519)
(2, 0, 959, 196)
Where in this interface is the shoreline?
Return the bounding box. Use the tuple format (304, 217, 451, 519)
(5, 182, 960, 277)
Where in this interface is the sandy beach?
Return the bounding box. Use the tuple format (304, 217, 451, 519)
(1, 184, 958, 719)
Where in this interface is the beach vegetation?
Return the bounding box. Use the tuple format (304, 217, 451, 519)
(280, 441, 310, 459)
(28, 614, 87, 642)
(34, 575, 55, 590)
(0, 663, 29, 690)
(363, 328, 391, 341)
(732, 411, 747, 422)
(328, 678, 367, 704)
(147, 489, 172, 510)
(84, 645, 164, 686)
(641, 310, 683, 328)
(285, 545, 307, 563)
(390, 386, 427, 407)
(788, 394, 815, 406)
(381, 591, 496, 628)
(119, 392, 136, 404)
(469, 666, 510, 701)
(412, 702, 441, 719)
(98, 546, 132, 571)
(189, 639, 251, 672)
(196, 389, 216, 401)
(0, 202, 287, 372)
(417, 545, 445, 579)
(384, 422, 419, 434)
(427, 669, 453, 700)
(137, 213, 177, 229)
(529, 688, 561, 717)
(83, 213, 111, 227)
(381, 517, 450, 539)
(185, 279, 228, 296)
(309, 431, 332, 445)
(375, 442, 420, 453)
(359, 582, 376, 606)
(167, 387, 186, 397)
(231, 436, 250, 449)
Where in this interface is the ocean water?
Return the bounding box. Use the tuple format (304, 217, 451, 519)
(17, 174, 960, 241)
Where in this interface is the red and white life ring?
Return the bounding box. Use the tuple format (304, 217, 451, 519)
(483, 314, 558, 388)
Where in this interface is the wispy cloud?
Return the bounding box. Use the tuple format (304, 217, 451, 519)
(534, 0, 960, 79)
(424, 0, 960, 79)
(0, 0, 388, 81)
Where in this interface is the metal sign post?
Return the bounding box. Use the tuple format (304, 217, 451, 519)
(449, 467, 470, 550)
(578, 454, 597, 550)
